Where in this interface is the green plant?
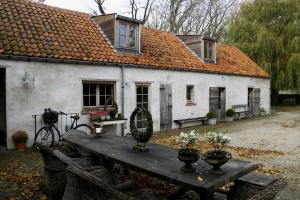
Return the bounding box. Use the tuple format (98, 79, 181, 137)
(12, 130, 28, 143)
(260, 108, 266, 112)
(206, 112, 217, 119)
(226, 109, 234, 117)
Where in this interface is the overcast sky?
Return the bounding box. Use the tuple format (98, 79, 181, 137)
(45, 0, 130, 15)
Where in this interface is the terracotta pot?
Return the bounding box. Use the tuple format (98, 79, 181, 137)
(15, 142, 26, 152)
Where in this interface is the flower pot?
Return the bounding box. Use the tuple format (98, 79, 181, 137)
(203, 150, 232, 175)
(208, 118, 217, 125)
(226, 117, 233, 122)
(15, 142, 26, 152)
(178, 149, 200, 172)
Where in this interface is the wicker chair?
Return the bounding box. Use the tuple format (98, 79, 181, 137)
(38, 143, 95, 200)
(228, 172, 288, 200)
(53, 150, 156, 200)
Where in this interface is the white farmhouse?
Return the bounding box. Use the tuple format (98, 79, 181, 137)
(0, 0, 270, 149)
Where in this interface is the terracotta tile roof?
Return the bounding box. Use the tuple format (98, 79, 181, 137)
(0, 0, 270, 78)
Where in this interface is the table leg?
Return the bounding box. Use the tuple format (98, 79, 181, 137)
(197, 189, 214, 200)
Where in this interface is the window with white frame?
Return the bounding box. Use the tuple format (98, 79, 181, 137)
(118, 21, 137, 49)
(136, 84, 149, 129)
(83, 82, 114, 108)
(186, 85, 194, 102)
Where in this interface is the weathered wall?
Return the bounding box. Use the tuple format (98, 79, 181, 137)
(0, 60, 270, 149)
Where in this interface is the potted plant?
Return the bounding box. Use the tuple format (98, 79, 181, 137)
(12, 130, 28, 152)
(203, 132, 232, 175)
(176, 130, 200, 172)
(226, 109, 234, 121)
(206, 112, 217, 125)
(260, 108, 267, 116)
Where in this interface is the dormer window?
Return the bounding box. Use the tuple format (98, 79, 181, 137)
(119, 22, 137, 49)
(204, 41, 213, 61)
(92, 14, 142, 54)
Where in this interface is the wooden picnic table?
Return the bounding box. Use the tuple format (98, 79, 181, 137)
(64, 135, 258, 199)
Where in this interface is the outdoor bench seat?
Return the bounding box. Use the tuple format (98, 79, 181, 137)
(232, 104, 250, 119)
(53, 150, 156, 200)
(174, 117, 208, 130)
(228, 172, 287, 200)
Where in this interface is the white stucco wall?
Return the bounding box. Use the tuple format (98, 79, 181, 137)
(0, 60, 270, 149)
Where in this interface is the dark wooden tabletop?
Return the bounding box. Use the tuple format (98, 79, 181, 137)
(64, 134, 258, 195)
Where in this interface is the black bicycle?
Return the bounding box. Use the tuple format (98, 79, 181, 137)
(33, 108, 93, 146)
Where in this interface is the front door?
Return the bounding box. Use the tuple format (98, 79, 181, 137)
(0, 68, 6, 145)
(160, 84, 172, 131)
(248, 88, 254, 115)
(209, 87, 226, 120)
(254, 88, 261, 116)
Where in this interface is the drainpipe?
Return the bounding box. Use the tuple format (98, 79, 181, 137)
(121, 65, 125, 136)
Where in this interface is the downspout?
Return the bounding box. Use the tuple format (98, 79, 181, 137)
(121, 65, 125, 136)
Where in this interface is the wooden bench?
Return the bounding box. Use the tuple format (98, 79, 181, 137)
(232, 104, 250, 119)
(228, 172, 287, 200)
(174, 117, 208, 130)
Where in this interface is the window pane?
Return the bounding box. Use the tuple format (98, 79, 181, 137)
(143, 103, 148, 110)
(120, 35, 126, 47)
(119, 24, 126, 36)
(106, 96, 112, 106)
(83, 96, 89, 107)
(143, 95, 148, 102)
(90, 95, 96, 106)
(137, 112, 143, 120)
(137, 86, 142, 94)
(137, 103, 142, 109)
(106, 84, 112, 95)
(142, 86, 148, 94)
(137, 95, 142, 103)
(83, 84, 89, 95)
(129, 26, 136, 47)
(100, 96, 106, 106)
(137, 121, 143, 129)
(100, 85, 106, 95)
(90, 84, 96, 95)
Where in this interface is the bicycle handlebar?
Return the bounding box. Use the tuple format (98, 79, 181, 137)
(59, 111, 67, 115)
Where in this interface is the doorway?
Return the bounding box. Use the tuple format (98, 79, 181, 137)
(248, 88, 254, 115)
(209, 87, 226, 120)
(0, 68, 6, 145)
(160, 84, 172, 131)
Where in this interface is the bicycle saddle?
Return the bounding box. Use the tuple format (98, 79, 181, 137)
(71, 115, 80, 120)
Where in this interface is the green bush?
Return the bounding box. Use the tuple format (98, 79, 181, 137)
(226, 109, 234, 117)
(206, 112, 217, 119)
(12, 130, 28, 143)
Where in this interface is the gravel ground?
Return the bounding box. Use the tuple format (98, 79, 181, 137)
(227, 108, 300, 200)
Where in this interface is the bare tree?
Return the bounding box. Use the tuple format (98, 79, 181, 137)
(90, 0, 106, 15)
(128, 0, 156, 23)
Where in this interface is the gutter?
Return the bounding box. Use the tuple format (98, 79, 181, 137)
(0, 55, 271, 80)
(121, 65, 125, 136)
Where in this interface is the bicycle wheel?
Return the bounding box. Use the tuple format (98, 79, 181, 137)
(51, 124, 61, 142)
(74, 124, 93, 134)
(34, 127, 55, 146)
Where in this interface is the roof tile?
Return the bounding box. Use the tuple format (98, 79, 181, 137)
(0, 0, 270, 78)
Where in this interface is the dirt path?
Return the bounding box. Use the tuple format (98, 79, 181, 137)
(227, 110, 300, 199)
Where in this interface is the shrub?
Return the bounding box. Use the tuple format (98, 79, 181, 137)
(206, 112, 217, 119)
(226, 109, 234, 117)
(260, 108, 266, 112)
(12, 130, 28, 143)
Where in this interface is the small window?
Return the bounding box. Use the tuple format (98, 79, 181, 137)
(118, 21, 137, 49)
(136, 85, 149, 129)
(204, 41, 213, 61)
(83, 82, 114, 108)
(186, 85, 194, 102)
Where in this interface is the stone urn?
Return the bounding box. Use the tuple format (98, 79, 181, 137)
(178, 148, 200, 172)
(203, 150, 232, 175)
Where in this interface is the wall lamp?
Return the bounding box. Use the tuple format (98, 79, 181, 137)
(22, 71, 35, 88)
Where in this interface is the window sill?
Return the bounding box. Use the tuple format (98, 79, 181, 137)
(186, 102, 197, 106)
(81, 107, 113, 115)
